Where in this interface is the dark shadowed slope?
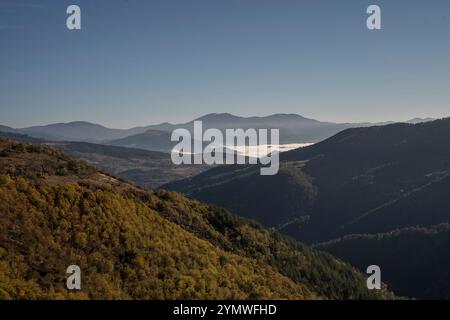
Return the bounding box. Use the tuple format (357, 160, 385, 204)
(167, 118, 450, 240)
(316, 224, 450, 299)
(165, 118, 450, 298)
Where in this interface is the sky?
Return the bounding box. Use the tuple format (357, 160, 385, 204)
(0, 0, 449, 128)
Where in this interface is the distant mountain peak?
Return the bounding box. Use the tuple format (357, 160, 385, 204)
(263, 113, 316, 121)
(194, 113, 242, 121)
(65, 121, 104, 126)
(20, 121, 107, 130)
(194, 112, 315, 122)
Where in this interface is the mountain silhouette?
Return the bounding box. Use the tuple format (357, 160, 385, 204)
(0, 114, 435, 153)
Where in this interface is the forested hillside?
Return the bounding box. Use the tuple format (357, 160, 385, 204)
(0, 138, 391, 300)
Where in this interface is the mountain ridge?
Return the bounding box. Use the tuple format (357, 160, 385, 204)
(0, 114, 436, 151)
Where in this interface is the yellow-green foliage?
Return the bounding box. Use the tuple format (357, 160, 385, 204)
(0, 175, 314, 299)
(148, 190, 394, 300)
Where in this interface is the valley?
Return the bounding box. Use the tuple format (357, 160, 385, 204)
(0, 115, 447, 299)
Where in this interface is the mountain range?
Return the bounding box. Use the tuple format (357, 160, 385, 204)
(0, 114, 434, 153)
(165, 117, 450, 299)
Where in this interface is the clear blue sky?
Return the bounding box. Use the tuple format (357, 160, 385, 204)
(1, 0, 449, 128)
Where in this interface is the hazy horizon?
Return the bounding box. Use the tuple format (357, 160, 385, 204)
(1, 0, 450, 128)
(0, 111, 442, 130)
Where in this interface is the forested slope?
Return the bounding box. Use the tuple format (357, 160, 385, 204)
(0, 138, 391, 300)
